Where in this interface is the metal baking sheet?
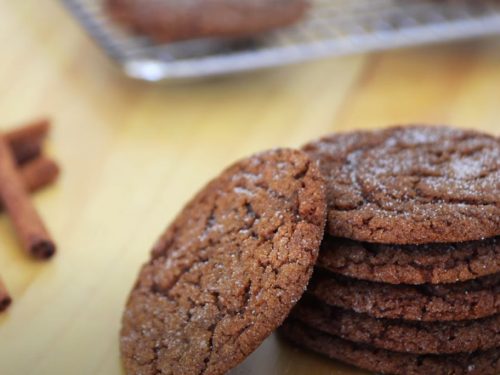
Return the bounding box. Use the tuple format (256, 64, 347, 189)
(62, 0, 500, 81)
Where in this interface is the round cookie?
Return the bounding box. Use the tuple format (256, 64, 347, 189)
(303, 126, 500, 244)
(121, 149, 326, 375)
(308, 270, 500, 321)
(280, 319, 500, 375)
(106, 0, 309, 43)
(291, 297, 500, 354)
(318, 236, 500, 285)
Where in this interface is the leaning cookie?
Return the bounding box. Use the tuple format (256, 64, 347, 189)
(291, 297, 500, 354)
(121, 149, 326, 375)
(280, 319, 500, 375)
(318, 236, 500, 285)
(106, 0, 309, 42)
(308, 270, 500, 321)
(303, 126, 500, 244)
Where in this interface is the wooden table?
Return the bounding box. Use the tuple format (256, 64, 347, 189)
(0, 2, 498, 375)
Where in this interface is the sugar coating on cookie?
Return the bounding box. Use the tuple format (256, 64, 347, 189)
(309, 270, 500, 321)
(318, 236, 500, 285)
(121, 149, 326, 375)
(303, 126, 500, 244)
(280, 319, 500, 375)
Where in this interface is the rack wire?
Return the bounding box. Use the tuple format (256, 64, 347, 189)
(62, 0, 500, 81)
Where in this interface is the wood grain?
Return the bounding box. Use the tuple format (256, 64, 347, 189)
(0, 1, 498, 375)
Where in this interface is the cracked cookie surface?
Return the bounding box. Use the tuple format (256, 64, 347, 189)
(309, 270, 500, 321)
(120, 149, 326, 375)
(280, 319, 500, 375)
(318, 236, 500, 285)
(303, 126, 500, 244)
(290, 297, 500, 354)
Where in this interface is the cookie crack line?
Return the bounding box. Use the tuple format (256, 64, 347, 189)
(148, 178, 301, 300)
(200, 280, 255, 375)
(150, 153, 317, 295)
(198, 216, 310, 372)
(149, 185, 268, 298)
(197, 166, 317, 374)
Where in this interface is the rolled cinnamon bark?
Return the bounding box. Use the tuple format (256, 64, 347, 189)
(0, 157, 58, 313)
(4, 119, 50, 165)
(20, 156, 60, 193)
(0, 277, 12, 312)
(11, 142, 42, 166)
(0, 134, 56, 260)
(0, 156, 59, 213)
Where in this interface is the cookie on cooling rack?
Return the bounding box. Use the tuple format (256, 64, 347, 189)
(106, 0, 309, 42)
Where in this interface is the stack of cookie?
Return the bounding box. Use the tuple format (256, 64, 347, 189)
(281, 126, 500, 374)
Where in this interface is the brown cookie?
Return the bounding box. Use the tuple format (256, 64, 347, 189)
(290, 297, 500, 354)
(120, 149, 326, 375)
(106, 0, 309, 42)
(308, 270, 500, 321)
(280, 319, 500, 375)
(318, 236, 500, 285)
(303, 126, 500, 244)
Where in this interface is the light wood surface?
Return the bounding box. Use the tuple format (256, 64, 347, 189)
(0, 2, 499, 375)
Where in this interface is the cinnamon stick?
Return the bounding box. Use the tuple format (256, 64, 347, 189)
(0, 277, 12, 312)
(0, 134, 56, 260)
(4, 119, 50, 165)
(20, 156, 60, 193)
(11, 141, 42, 166)
(0, 156, 59, 211)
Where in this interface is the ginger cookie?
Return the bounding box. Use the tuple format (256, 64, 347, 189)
(303, 126, 500, 244)
(106, 0, 309, 42)
(280, 319, 500, 375)
(290, 297, 500, 354)
(308, 270, 500, 321)
(318, 235, 500, 285)
(121, 149, 326, 375)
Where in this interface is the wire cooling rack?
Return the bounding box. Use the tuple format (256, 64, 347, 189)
(62, 0, 500, 81)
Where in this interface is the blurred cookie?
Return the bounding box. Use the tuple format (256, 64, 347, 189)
(121, 149, 326, 375)
(290, 297, 500, 354)
(308, 270, 500, 321)
(318, 236, 500, 284)
(280, 319, 500, 375)
(303, 126, 500, 244)
(106, 0, 309, 42)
